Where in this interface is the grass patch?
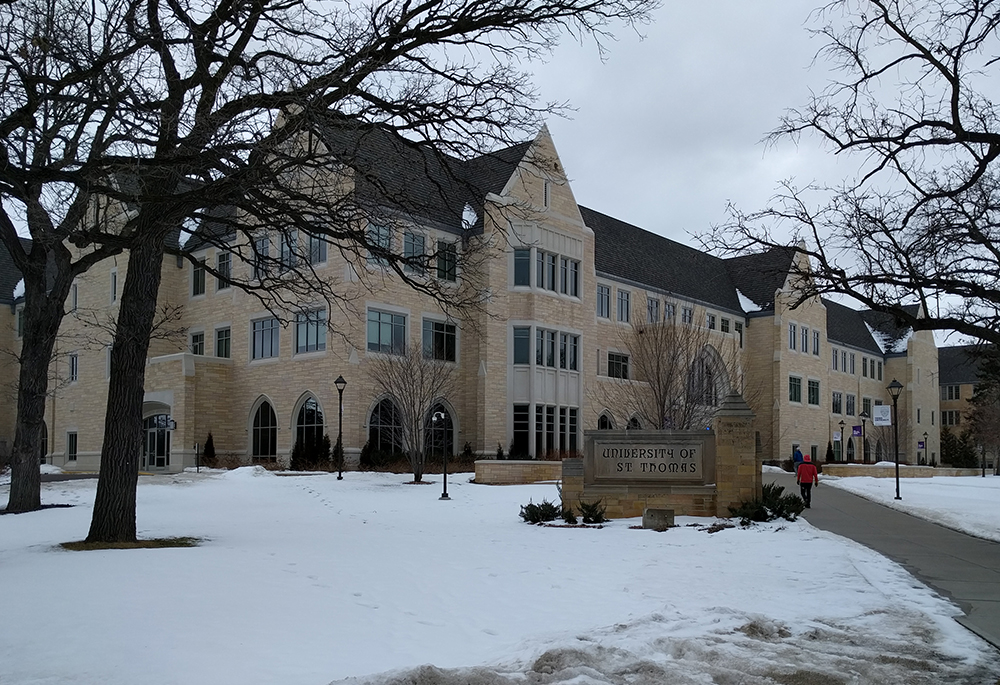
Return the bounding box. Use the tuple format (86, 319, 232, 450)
(59, 536, 201, 551)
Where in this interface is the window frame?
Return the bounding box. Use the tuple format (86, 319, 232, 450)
(788, 375, 802, 403)
(216, 252, 231, 290)
(251, 317, 280, 360)
(295, 308, 328, 354)
(192, 258, 206, 297)
(596, 284, 611, 319)
(215, 327, 231, 358)
(422, 318, 457, 362)
(607, 351, 630, 379)
(617, 289, 630, 323)
(366, 309, 406, 356)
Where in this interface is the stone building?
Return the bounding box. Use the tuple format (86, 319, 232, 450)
(0, 125, 942, 472)
(938, 345, 983, 430)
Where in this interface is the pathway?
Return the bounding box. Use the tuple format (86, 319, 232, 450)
(767, 471, 1000, 650)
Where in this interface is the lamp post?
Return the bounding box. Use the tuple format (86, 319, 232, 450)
(433, 411, 450, 500)
(887, 378, 904, 500)
(923, 431, 928, 466)
(335, 375, 347, 480)
(860, 410, 870, 463)
(839, 420, 846, 462)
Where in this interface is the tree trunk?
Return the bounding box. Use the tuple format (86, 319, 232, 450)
(411, 450, 424, 483)
(5, 281, 65, 513)
(87, 231, 167, 542)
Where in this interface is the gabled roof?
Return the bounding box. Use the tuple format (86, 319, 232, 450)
(316, 119, 530, 234)
(859, 304, 920, 354)
(938, 344, 984, 385)
(581, 206, 744, 313)
(0, 237, 31, 305)
(823, 298, 884, 355)
(723, 247, 796, 311)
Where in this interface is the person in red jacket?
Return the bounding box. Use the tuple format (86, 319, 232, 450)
(796, 455, 820, 508)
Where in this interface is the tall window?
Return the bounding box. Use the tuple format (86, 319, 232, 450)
(252, 402, 278, 460)
(789, 376, 802, 403)
(216, 252, 231, 290)
(608, 352, 630, 379)
(681, 306, 693, 324)
(190, 332, 205, 355)
(849, 353, 856, 374)
(513, 326, 530, 364)
(367, 310, 406, 355)
(254, 235, 269, 279)
(877, 361, 883, 380)
(862, 397, 872, 416)
(536, 251, 556, 290)
(403, 232, 426, 274)
(423, 319, 456, 362)
(832, 348, 839, 371)
(143, 414, 171, 469)
(559, 333, 579, 370)
(832, 391, 843, 414)
(536, 329, 556, 367)
(807, 379, 820, 406)
(513, 248, 530, 285)
(788, 323, 797, 350)
(69, 353, 79, 382)
(110, 269, 118, 303)
(71, 284, 78, 311)
(617, 289, 630, 323)
(296, 309, 327, 353)
(308, 234, 327, 265)
(706, 313, 716, 330)
(559, 258, 579, 296)
(16, 306, 23, 338)
(734, 321, 743, 347)
(437, 240, 457, 281)
(215, 327, 231, 358)
(512, 405, 530, 457)
(665, 302, 676, 320)
(801, 326, 809, 353)
(813, 330, 820, 356)
(846, 393, 856, 416)
(596, 285, 611, 318)
(280, 232, 297, 271)
(862, 357, 869, 378)
(368, 398, 403, 454)
(367, 224, 391, 266)
(252, 318, 279, 359)
(296, 398, 325, 450)
(67, 432, 78, 461)
(192, 259, 206, 296)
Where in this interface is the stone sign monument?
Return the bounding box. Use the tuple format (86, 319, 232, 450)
(561, 393, 759, 519)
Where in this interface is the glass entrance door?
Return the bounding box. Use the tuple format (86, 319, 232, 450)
(143, 414, 171, 469)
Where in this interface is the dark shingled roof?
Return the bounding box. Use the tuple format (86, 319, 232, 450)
(723, 247, 797, 311)
(0, 238, 31, 305)
(581, 206, 744, 313)
(823, 298, 884, 354)
(859, 304, 921, 354)
(317, 120, 530, 234)
(938, 344, 984, 385)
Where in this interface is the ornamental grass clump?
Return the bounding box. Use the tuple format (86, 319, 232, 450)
(728, 482, 804, 526)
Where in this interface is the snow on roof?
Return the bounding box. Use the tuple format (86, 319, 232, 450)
(736, 288, 761, 313)
(865, 320, 913, 354)
(13, 277, 24, 300)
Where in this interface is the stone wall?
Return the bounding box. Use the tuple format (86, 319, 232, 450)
(822, 464, 982, 478)
(474, 459, 562, 484)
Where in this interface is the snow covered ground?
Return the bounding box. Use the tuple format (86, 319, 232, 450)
(824, 472, 1000, 542)
(2, 467, 999, 685)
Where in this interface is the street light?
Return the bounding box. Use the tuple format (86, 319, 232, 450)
(887, 378, 904, 500)
(335, 375, 347, 480)
(839, 420, 846, 462)
(923, 431, 928, 466)
(860, 410, 870, 463)
(432, 411, 450, 500)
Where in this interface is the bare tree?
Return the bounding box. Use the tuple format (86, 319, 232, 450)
(702, 1, 1000, 345)
(591, 318, 745, 430)
(365, 345, 457, 483)
(0, 0, 656, 532)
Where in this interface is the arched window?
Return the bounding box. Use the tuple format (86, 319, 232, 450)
(597, 413, 615, 430)
(296, 398, 325, 449)
(143, 414, 172, 469)
(424, 403, 454, 458)
(846, 438, 855, 461)
(252, 401, 278, 461)
(369, 398, 402, 454)
(627, 416, 642, 430)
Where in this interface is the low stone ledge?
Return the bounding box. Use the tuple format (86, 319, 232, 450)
(820, 464, 983, 478)
(474, 459, 563, 484)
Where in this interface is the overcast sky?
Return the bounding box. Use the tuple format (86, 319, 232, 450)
(531, 1, 849, 244)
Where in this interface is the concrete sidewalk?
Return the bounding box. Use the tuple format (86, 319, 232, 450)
(767, 471, 1000, 651)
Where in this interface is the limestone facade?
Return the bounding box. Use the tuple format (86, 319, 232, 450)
(0, 126, 947, 473)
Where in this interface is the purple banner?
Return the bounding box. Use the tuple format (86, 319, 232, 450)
(852, 425, 862, 437)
